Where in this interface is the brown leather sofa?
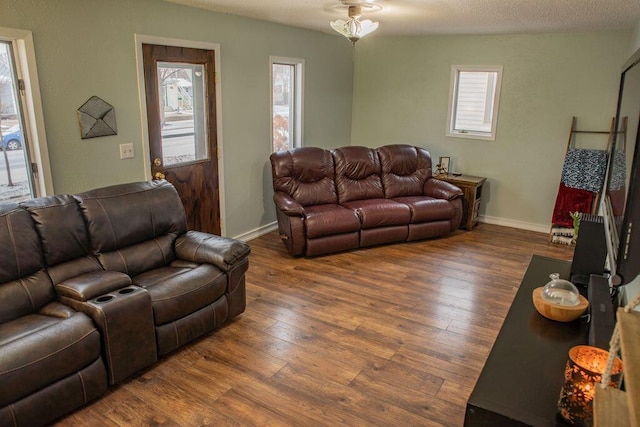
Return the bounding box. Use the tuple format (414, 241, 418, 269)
(0, 180, 250, 426)
(270, 144, 464, 256)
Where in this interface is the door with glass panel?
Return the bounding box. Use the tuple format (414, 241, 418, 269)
(0, 40, 35, 203)
(142, 44, 220, 234)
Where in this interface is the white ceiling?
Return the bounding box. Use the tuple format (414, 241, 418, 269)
(164, 0, 640, 37)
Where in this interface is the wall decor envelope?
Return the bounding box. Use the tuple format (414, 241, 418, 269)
(77, 96, 117, 139)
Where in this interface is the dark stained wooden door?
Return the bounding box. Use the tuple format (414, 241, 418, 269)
(142, 43, 220, 234)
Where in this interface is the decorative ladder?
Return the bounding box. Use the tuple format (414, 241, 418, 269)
(548, 116, 623, 245)
(593, 308, 640, 426)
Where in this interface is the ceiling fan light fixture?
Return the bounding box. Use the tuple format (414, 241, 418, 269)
(330, 3, 380, 44)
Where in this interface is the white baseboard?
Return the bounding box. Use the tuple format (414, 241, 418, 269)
(479, 215, 549, 234)
(233, 222, 278, 241)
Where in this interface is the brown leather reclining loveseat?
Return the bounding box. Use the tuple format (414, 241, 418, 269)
(0, 180, 250, 426)
(270, 144, 464, 256)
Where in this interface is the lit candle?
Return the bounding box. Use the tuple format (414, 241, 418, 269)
(557, 345, 623, 426)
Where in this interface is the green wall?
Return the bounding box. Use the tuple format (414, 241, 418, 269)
(351, 32, 629, 230)
(629, 20, 640, 56)
(0, 0, 354, 237)
(0, 0, 634, 237)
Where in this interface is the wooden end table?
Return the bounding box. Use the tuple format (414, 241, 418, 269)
(436, 174, 486, 230)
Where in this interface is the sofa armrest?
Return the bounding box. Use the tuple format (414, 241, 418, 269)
(424, 178, 464, 201)
(39, 301, 76, 319)
(273, 191, 305, 216)
(55, 270, 132, 302)
(175, 231, 251, 272)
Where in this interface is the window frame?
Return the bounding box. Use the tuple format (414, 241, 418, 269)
(270, 56, 304, 151)
(0, 27, 52, 196)
(446, 65, 503, 141)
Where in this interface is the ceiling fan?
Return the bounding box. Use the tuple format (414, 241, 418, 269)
(330, 0, 382, 44)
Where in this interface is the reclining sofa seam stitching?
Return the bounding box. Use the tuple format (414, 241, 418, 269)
(95, 199, 118, 249)
(208, 304, 216, 328)
(0, 328, 97, 376)
(144, 192, 156, 237)
(152, 275, 218, 302)
(78, 369, 87, 403)
(6, 214, 22, 278)
(152, 237, 167, 265)
(9, 404, 16, 427)
(92, 309, 115, 381)
(115, 250, 129, 275)
(173, 322, 179, 348)
(18, 277, 36, 312)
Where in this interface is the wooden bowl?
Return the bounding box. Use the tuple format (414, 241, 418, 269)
(532, 287, 589, 322)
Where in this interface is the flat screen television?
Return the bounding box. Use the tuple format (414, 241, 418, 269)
(603, 46, 640, 287)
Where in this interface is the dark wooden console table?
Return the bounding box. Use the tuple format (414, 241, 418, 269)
(464, 255, 589, 426)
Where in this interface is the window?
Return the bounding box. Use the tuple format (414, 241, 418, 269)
(447, 65, 503, 141)
(156, 61, 208, 167)
(270, 57, 304, 152)
(0, 29, 51, 202)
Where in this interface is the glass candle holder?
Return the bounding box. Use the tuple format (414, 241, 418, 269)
(557, 345, 623, 426)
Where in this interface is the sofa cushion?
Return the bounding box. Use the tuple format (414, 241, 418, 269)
(270, 147, 338, 206)
(0, 358, 107, 427)
(155, 297, 228, 357)
(360, 226, 408, 247)
(378, 144, 432, 198)
(0, 203, 44, 285)
(306, 232, 359, 256)
(0, 309, 101, 407)
(0, 271, 55, 325)
(0, 204, 55, 324)
(333, 146, 384, 203)
(46, 255, 105, 287)
(132, 263, 226, 325)
(76, 180, 188, 254)
(20, 195, 103, 287)
(304, 204, 361, 239)
(97, 234, 177, 277)
(392, 196, 454, 223)
(20, 195, 93, 267)
(408, 221, 453, 241)
(342, 199, 411, 229)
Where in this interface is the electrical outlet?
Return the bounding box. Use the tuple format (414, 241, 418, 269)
(119, 143, 134, 159)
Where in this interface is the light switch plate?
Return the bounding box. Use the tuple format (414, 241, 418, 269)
(119, 143, 134, 159)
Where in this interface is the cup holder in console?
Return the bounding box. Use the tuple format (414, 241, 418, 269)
(93, 287, 140, 305)
(95, 295, 115, 303)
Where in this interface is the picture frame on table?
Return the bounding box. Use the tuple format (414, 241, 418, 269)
(438, 156, 451, 175)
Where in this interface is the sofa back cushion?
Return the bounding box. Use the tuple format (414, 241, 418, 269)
(270, 147, 338, 206)
(76, 180, 188, 276)
(0, 203, 54, 323)
(378, 145, 432, 198)
(21, 195, 103, 285)
(333, 146, 384, 203)
(20, 195, 92, 265)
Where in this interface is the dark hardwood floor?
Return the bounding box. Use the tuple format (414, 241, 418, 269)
(58, 223, 574, 426)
